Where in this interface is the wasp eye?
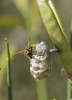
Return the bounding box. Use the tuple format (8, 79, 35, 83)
(26, 46, 32, 51)
(29, 47, 31, 51)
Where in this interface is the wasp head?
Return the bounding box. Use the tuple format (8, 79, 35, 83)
(13, 37, 36, 60)
(23, 45, 33, 59)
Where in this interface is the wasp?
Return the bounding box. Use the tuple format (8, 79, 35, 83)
(13, 37, 36, 59)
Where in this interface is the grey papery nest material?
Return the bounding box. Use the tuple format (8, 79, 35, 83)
(30, 41, 52, 80)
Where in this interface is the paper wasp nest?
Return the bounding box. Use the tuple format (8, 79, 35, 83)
(30, 41, 52, 80)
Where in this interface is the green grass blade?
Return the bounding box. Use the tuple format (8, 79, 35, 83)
(36, 80, 48, 100)
(0, 47, 16, 89)
(70, 19, 72, 99)
(0, 64, 2, 71)
(70, 19, 72, 48)
(0, 47, 16, 100)
(67, 19, 72, 100)
(13, 0, 41, 39)
(37, 0, 72, 76)
(71, 84, 72, 99)
(67, 79, 71, 100)
(0, 16, 25, 28)
(5, 38, 12, 100)
(48, 0, 67, 40)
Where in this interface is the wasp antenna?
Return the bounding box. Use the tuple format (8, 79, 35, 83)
(28, 36, 30, 46)
(13, 50, 25, 57)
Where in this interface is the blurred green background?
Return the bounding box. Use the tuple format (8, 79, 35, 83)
(0, 0, 72, 100)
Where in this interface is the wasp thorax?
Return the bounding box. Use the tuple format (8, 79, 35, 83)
(30, 41, 52, 80)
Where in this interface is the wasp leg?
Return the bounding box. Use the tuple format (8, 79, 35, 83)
(23, 50, 31, 60)
(50, 46, 61, 54)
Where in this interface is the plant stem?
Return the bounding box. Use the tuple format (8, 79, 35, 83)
(69, 19, 72, 99)
(36, 80, 48, 100)
(67, 18, 72, 100)
(71, 83, 72, 99)
(5, 38, 12, 100)
(67, 79, 71, 100)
